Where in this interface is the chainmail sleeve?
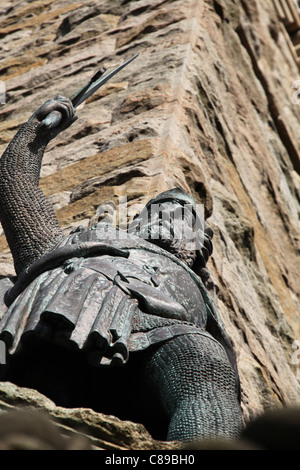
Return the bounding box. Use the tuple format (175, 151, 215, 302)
(0, 120, 64, 276)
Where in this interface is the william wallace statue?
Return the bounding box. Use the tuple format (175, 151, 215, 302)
(0, 95, 243, 442)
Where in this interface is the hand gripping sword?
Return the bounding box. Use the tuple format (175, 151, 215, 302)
(39, 52, 139, 130)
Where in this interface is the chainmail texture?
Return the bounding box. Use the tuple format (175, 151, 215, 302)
(0, 121, 64, 275)
(145, 333, 243, 442)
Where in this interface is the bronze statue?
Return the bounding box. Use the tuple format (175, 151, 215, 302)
(0, 95, 243, 442)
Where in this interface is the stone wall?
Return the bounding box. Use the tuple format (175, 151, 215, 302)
(0, 0, 299, 444)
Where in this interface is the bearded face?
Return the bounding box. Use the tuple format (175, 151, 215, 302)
(129, 198, 209, 269)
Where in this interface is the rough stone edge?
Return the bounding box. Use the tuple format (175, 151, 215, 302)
(0, 381, 180, 450)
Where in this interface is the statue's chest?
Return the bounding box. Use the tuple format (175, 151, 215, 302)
(62, 224, 207, 326)
(124, 249, 207, 326)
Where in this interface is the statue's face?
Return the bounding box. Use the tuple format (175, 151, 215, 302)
(129, 199, 200, 267)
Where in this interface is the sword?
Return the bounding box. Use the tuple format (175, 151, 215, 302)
(40, 52, 139, 130)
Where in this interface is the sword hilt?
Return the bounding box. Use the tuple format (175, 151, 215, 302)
(38, 67, 108, 130)
(38, 110, 62, 130)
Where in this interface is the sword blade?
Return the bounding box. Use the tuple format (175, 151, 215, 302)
(38, 53, 139, 131)
(71, 67, 107, 108)
(73, 52, 139, 107)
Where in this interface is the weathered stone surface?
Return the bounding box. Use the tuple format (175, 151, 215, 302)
(0, 0, 299, 447)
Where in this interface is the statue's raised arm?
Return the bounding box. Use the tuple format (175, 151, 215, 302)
(0, 96, 77, 276)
